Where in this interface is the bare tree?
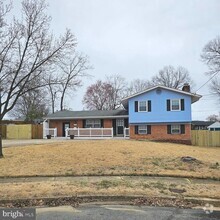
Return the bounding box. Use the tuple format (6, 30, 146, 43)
(45, 71, 60, 113)
(83, 74, 127, 110)
(0, 0, 77, 119)
(83, 80, 113, 110)
(201, 36, 220, 100)
(58, 53, 91, 111)
(201, 36, 220, 75)
(106, 74, 126, 109)
(210, 77, 220, 99)
(150, 65, 194, 89)
(125, 79, 150, 96)
(0, 0, 78, 157)
(10, 88, 50, 122)
(206, 114, 220, 122)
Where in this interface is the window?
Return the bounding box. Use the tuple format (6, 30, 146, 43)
(171, 125, 180, 134)
(138, 125, 148, 134)
(139, 101, 147, 112)
(135, 125, 151, 135)
(171, 99, 180, 111)
(167, 99, 184, 111)
(135, 100, 151, 112)
(86, 119, 101, 128)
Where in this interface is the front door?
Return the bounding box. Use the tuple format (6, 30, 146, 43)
(116, 119, 124, 136)
(63, 122, 70, 137)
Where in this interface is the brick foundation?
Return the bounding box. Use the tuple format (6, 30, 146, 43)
(130, 124, 191, 145)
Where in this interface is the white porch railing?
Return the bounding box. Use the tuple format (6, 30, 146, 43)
(124, 127, 130, 138)
(44, 128, 57, 138)
(66, 127, 113, 138)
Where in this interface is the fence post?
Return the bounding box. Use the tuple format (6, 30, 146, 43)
(54, 128, 57, 137)
(78, 127, 79, 137)
(90, 127, 91, 137)
(102, 127, 103, 137)
(111, 127, 113, 138)
(65, 128, 69, 138)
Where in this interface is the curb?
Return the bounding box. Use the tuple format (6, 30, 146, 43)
(0, 195, 220, 208)
(0, 174, 219, 181)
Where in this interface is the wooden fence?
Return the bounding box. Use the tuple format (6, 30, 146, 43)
(2, 124, 43, 139)
(0, 125, 7, 139)
(191, 130, 220, 147)
(32, 124, 43, 139)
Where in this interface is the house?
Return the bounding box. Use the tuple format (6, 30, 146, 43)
(207, 122, 220, 131)
(191, 120, 213, 130)
(121, 84, 201, 144)
(44, 109, 128, 137)
(44, 84, 201, 143)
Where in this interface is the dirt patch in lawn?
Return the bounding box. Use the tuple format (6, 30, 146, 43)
(0, 140, 219, 179)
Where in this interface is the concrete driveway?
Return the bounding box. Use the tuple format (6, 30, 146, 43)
(2, 139, 69, 147)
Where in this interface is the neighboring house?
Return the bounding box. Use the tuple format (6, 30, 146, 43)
(44, 84, 201, 143)
(207, 122, 220, 131)
(191, 121, 213, 130)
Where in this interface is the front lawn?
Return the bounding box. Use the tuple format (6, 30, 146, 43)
(0, 140, 219, 179)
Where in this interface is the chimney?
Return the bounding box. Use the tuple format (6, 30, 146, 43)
(182, 83, 190, 92)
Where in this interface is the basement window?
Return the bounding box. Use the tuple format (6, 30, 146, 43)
(171, 125, 181, 134)
(138, 125, 148, 134)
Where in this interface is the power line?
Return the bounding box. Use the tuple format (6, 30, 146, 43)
(195, 71, 219, 92)
(201, 92, 219, 96)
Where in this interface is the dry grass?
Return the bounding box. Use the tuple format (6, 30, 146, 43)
(0, 140, 219, 178)
(0, 178, 219, 200)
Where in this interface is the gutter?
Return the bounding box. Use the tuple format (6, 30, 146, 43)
(44, 115, 129, 120)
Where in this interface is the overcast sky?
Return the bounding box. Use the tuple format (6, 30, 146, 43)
(15, 0, 220, 120)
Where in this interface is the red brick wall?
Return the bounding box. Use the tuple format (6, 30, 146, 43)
(49, 119, 84, 137)
(49, 119, 112, 137)
(103, 119, 112, 128)
(130, 124, 191, 144)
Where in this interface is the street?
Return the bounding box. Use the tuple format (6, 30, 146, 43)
(36, 204, 220, 220)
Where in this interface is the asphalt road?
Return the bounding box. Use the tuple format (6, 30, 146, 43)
(36, 204, 220, 220)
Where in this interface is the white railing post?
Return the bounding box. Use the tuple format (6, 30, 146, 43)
(111, 127, 113, 138)
(65, 128, 69, 138)
(78, 127, 79, 137)
(90, 127, 91, 137)
(54, 128, 57, 137)
(102, 127, 103, 137)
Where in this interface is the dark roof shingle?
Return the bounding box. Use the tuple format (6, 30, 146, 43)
(45, 109, 128, 119)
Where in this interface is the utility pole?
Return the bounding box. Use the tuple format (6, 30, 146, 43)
(0, 87, 3, 158)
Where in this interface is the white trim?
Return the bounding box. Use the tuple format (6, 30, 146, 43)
(171, 124, 181, 134)
(121, 85, 202, 105)
(138, 125, 148, 134)
(138, 101, 148, 112)
(170, 99, 181, 111)
(66, 127, 114, 138)
(124, 127, 130, 138)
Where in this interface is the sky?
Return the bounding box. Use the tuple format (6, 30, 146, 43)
(14, 0, 220, 120)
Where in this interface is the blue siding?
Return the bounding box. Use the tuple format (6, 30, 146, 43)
(128, 88, 192, 124)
